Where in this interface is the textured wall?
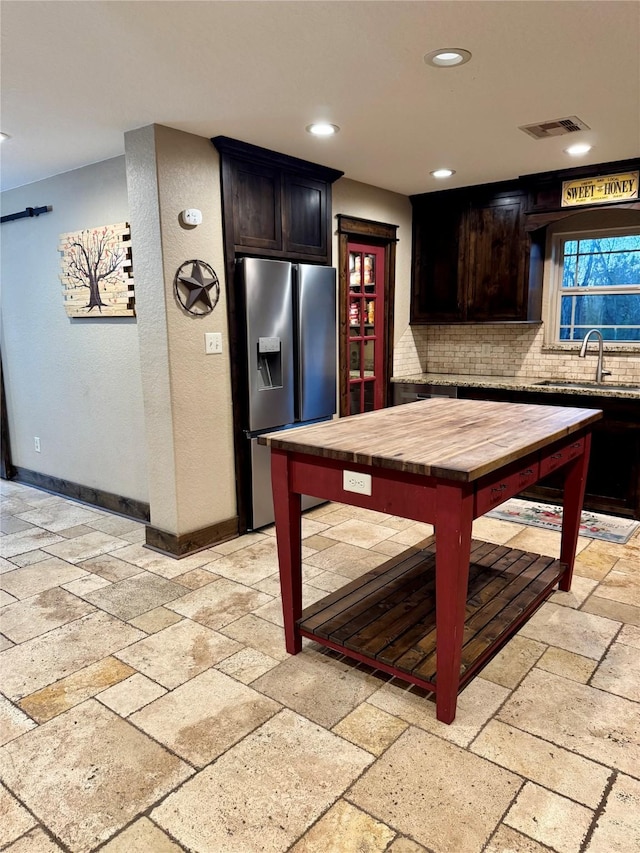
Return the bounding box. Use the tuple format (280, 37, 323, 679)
(0, 157, 148, 501)
(125, 125, 235, 536)
(331, 178, 413, 345)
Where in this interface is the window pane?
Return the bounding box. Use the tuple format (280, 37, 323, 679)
(349, 298, 361, 330)
(364, 253, 375, 288)
(570, 236, 640, 288)
(363, 380, 376, 412)
(349, 383, 361, 415)
(562, 256, 576, 288)
(349, 341, 361, 375)
(560, 295, 574, 327)
(564, 240, 578, 256)
(578, 235, 640, 253)
(365, 300, 375, 326)
(349, 252, 361, 289)
(559, 293, 640, 341)
(363, 340, 375, 375)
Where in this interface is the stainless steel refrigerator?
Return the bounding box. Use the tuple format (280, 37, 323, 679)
(238, 257, 337, 529)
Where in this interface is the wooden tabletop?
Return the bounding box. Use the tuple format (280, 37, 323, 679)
(259, 398, 602, 481)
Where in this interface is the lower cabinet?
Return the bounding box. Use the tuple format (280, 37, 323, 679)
(457, 386, 640, 520)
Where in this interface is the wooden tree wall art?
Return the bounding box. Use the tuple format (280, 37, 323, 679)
(59, 222, 135, 317)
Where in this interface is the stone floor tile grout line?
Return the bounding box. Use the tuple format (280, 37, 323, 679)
(2, 483, 639, 852)
(586, 633, 626, 693)
(479, 774, 528, 852)
(464, 742, 608, 815)
(0, 780, 74, 853)
(578, 769, 618, 853)
(487, 712, 634, 779)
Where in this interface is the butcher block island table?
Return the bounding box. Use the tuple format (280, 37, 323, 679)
(259, 398, 602, 723)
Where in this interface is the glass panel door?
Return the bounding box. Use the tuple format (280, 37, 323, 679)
(347, 242, 385, 414)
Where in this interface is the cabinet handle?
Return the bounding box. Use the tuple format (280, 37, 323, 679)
(491, 483, 508, 493)
(570, 442, 582, 449)
(551, 453, 563, 459)
(520, 468, 533, 476)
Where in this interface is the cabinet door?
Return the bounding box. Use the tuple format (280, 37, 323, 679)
(282, 174, 329, 258)
(466, 192, 527, 321)
(347, 243, 386, 414)
(458, 386, 640, 521)
(410, 196, 465, 322)
(230, 159, 282, 251)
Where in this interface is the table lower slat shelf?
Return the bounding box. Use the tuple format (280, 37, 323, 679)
(297, 538, 564, 693)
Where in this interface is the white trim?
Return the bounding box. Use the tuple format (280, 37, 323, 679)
(548, 224, 640, 346)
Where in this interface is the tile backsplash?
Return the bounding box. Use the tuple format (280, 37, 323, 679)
(393, 324, 640, 386)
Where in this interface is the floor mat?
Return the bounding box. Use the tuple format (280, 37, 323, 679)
(485, 497, 639, 544)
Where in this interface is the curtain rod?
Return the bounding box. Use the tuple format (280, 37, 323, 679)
(1, 205, 52, 224)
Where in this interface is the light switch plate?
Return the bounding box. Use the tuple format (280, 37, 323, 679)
(205, 332, 222, 354)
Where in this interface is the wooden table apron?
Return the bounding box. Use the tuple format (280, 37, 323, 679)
(264, 399, 600, 724)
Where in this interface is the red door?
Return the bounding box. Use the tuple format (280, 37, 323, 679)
(347, 242, 385, 414)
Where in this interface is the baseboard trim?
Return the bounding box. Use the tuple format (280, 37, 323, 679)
(11, 467, 150, 522)
(145, 516, 240, 557)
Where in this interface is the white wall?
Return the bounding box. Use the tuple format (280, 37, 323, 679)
(0, 157, 148, 501)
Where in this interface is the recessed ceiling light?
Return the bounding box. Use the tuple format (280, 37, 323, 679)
(564, 142, 593, 156)
(306, 123, 340, 137)
(430, 168, 456, 179)
(0, 132, 10, 142)
(424, 48, 472, 68)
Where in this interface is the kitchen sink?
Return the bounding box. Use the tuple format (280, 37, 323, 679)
(535, 380, 638, 392)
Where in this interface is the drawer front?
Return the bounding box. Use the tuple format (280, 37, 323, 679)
(475, 460, 540, 516)
(289, 456, 437, 523)
(540, 436, 585, 477)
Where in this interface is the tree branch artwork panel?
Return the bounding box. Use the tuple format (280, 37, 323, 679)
(59, 222, 135, 317)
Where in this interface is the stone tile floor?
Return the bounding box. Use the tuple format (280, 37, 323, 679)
(1, 479, 639, 852)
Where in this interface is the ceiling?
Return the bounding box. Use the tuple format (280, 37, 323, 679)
(1, 1, 639, 195)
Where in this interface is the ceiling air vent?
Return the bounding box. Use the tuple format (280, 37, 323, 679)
(519, 116, 590, 140)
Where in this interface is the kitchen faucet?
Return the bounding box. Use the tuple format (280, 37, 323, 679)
(578, 329, 611, 383)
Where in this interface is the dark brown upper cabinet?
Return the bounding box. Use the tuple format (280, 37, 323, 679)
(230, 159, 282, 252)
(282, 173, 329, 257)
(410, 158, 640, 325)
(410, 181, 538, 324)
(411, 189, 466, 322)
(466, 187, 529, 322)
(212, 136, 343, 264)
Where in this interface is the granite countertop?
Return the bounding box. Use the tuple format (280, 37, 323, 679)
(391, 372, 640, 400)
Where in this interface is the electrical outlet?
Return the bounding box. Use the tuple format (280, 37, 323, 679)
(34, 436, 41, 452)
(205, 332, 222, 354)
(342, 470, 372, 496)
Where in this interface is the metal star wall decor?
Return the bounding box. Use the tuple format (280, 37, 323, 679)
(174, 260, 220, 316)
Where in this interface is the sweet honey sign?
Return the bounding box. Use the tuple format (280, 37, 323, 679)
(562, 171, 639, 207)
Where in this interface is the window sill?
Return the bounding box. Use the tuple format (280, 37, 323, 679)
(542, 342, 640, 354)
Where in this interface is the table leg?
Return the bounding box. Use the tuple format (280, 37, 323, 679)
(271, 449, 302, 654)
(559, 433, 591, 592)
(434, 482, 474, 724)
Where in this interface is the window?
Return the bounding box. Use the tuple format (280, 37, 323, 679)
(551, 227, 640, 343)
